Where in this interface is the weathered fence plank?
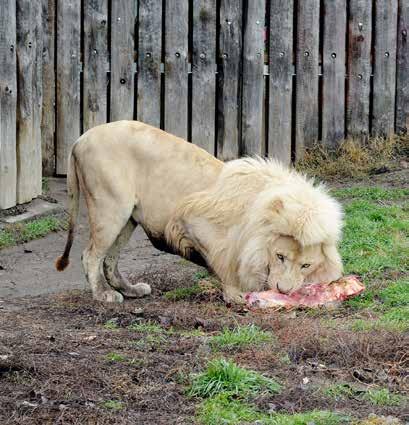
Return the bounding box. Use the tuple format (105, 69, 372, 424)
(137, 0, 162, 128)
(0, 0, 17, 208)
(242, 0, 266, 156)
(16, 0, 43, 203)
(295, 0, 320, 159)
(269, 0, 293, 163)
(56, 0, 81, 175)
(322, 0, 346, 148)
(346, 0, 372, 139)
(110, 0, 136, 122)
(41, 0, 55, 176)
(396, 1, 409, 134)
(164, 0, 189, 139)
(83, 0, 108, 131)
(372, 0, 398, 137)
(217, 0, 243, 160)
(192, 0, 217, 154)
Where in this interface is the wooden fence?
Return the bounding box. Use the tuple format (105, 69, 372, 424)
(1, 0, 409, 209)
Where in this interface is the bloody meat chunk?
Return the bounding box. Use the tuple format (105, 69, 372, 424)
(245, 276, 365, 309)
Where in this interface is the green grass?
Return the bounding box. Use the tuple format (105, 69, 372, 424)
(324, 383, 356, 400)
(378, 280, 409, 307)
(101, 400, 124, 411)
(164, 284, 203, 301)
(105, 352, 127, 363)
(127, 321, 164, 333)
(349, 279, 409, 331)
(42, 177, 50, 193)
(194, 270, 210, 281)
(325, 383, 406, 407)
(103, 319, 119, 330)
(131, 333, 167, 350)
(340, 200, 408, 279)
(127, 320, 167, 349)
(188, 358, 281, 399)
(332, 187, 409, 201)
(0, 216, 66, 249)
(330, 188, 408, 318)
(210, 325, 273, 351)
(197, 394, 348, 425)
(363, 388, 405, 406)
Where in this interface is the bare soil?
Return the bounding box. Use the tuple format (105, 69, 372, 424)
(0, 170, 408, 424)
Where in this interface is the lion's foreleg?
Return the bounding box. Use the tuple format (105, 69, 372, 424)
(165, 218, 208, 267)
(222, 285, 247, 305)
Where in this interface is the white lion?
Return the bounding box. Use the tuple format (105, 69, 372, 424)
(56, 121, 343, 304)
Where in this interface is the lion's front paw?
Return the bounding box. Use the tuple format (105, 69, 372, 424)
(223, 287, 246, 305)
(94, 289, 124, 304)
(121, 282, 152, 298)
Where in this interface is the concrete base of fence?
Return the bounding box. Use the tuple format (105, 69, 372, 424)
(0, 198, 64, 226)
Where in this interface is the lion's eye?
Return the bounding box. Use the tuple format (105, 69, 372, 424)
(277, 254, 285, 262)
(301, 263, 311, 269)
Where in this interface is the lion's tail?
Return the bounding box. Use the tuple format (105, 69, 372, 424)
(55, 147, 80, 272)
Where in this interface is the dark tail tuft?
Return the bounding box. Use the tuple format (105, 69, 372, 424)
(55, 255, 70, 271)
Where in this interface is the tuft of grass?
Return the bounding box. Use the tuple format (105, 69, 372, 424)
(42, 177, 50, 193)
(296, 135, 406, 179)
(351, 307, 409, 332)
(188, 358, 281, 399)
(0, 216, 66, 249)
(101, 400, 124, 411)
(131, 333, 167, 351)
(0, 231, 15, 249)
(324, 383, 356, 401)
(197, 394, 348, 425)
(103, 319, 119, 330)
(164, 284, 202, 301)
(325, 383, 406, 407)
(210, 325, 273, 351)
(363, 388, 405, 407)
(197, 394, 262, 424)
(194, 270, 210, 281)
(105, 352, 126, 363)
(128, 321, 163, 333)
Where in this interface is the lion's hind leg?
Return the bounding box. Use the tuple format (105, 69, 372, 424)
(103, 219, 151, 298)
(81, 194, 135, 303)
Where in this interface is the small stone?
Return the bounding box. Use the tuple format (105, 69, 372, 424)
(20, 401, 38, 408)
(84, 335, 97, 341)
(302, 377, 310, 385)
(400, 160, 408, 169)
(0, 355, 9, 361)
(68, 352, 80, 357)
(133, 307, 144, 316)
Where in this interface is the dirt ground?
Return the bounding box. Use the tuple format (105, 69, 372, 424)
(0, 171, 408, 424)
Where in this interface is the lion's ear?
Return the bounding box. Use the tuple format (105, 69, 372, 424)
(271, 199, 284, 212)
(306, 244, 343, 284)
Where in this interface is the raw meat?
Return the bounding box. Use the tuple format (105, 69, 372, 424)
(245, 275, 365, 309)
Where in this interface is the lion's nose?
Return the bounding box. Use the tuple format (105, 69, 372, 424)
(277, 283, 291, 295)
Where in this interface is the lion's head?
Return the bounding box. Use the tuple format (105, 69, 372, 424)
(248, 235, 342, 294)
(220, 158, 344, 294)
